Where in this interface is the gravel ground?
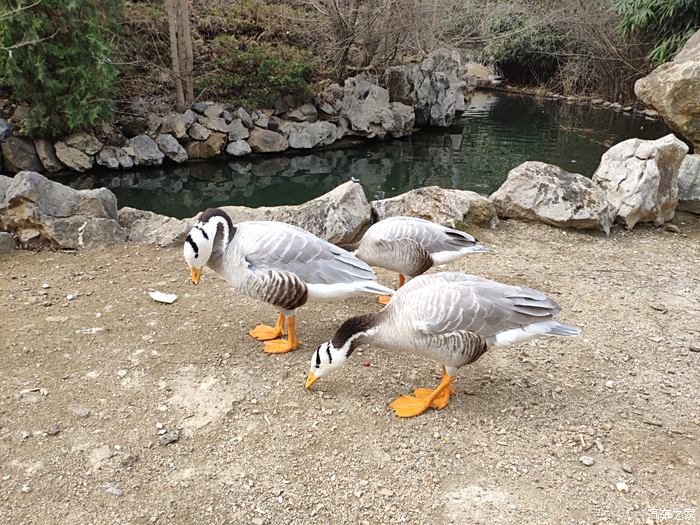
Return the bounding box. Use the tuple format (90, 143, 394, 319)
(1, 216, 699, 525)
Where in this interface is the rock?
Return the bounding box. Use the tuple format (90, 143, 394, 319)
(385, 48, 470, 127)
(184, 132, 227, 159)
(0, 171, 124, 249)
(159, 429, 180, 445)
(118, 207, 190, 247)
(314, 83, 345, 116)
(105, 482, 123, 497)
(491, 161, 613, 234)
(247, 128, 288, 153)
(188, 122, 211, 141)
(116, 148, 133, 169)
(34, 139, 65, 173)
(677, 154, 700, 214)
(46, 424, 60, 436)
(227, 119, 250, 141)
(388, 102, 415, 137)
(281, 121, 337, 149)
(615, 481, 629, 493)
(635, 30, 700, 148)
(592, 134, 689, 228)
(69, 403, 90, 418)
(580, 456, 595, 466)
(198, 115, 229, 133)
(156, 134, 188, 163)
(372, 186, 497, 228)
(63, 132, 102, 155)
(146, 114, 163, 138)
(213, 181, 370, 244)
(1, 136, 44, 173)
(54, 142, 93, 172)
(191, 101, 211, 114)
(622, 463, 634, 474)
(0, 231, 14, 252)
(225, 140, 252, 157)
(96, 146, 133, 170)
(287, 103, 318, 122)
(159, 110, 196, 139)
(235, 108, 254, 129)
(591, 98, 604, 105)
(118, 116, 147, 138)
(129, 135, 165, 166)
(0, 118, 11, 141)
(204, 104, 225, 118)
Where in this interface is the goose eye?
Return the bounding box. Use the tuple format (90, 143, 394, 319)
(194, 254, 199, 259)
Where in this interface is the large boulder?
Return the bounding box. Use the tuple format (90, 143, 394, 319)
(385, 48, 470, 127)
(0, 171, 125, 249)
(198, 115, 230, 134)
(159, 110, 196, 139)
(63, 132, 102, 155)
(34, 139, 65, 173)
(635, 30, 700, 148)
(280, 121, 338, 149)
(227, 119, 249, 142)
(188, 122, 211, 141)
(677, 154, 700, 214)
(247, 128, 289, 153)
(129, 135, 165, 166)
(156, 134, 188, 163)
(185, 132, 227, 159)
(286, 103, 318, 123)
(592, 134, 688, 228)
(1, 136, 44, 173)
(225, 140, 252, 157)
(372, 186, 497, 229)
(118, 207, 190, 247)
(54, 141, 93, 172)
(96, 146, 133, 170)
(490, 162, 613, 234)
(212, 181, 370, 244)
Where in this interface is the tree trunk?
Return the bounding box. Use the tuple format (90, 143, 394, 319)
(165, 0, 193, 112)
(179, 0, 194, 106)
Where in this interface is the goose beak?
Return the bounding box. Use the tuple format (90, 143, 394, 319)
(190, 267, 202, 285)
(305, 371, 318, 389)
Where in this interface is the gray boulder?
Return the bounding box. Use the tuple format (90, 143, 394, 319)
(491, 161, 613, 234)
(96, 146, 120, 169)
(203, 104, 225, 118)
(198, 116, 229, 133)
(677, 154, 700, 214)
(0, 171, 124, 249)
(1, 136, 44, 173)
(0, 231, 14, 253)
(281, 121, 338, 149)
(160, 110, 196, 140)
(635, 30, 700, 148)
(372, 186, 498, 228)
(188, 122, 211, 141)
(0, 118, 11, 141)
(212, 181, 370, 244)
(228, 119, 250, 141)
(63, 132, 102, 155)
(592, 134, 688, 228)
(55, 141, 93, 172)
(225, 140, 252, 157)
(385, 48, 471, 127)
(156, 134, 188, 163)
(287, 103, 318, 123)
(34, 139, 65, 173)
(235, 108, 254, 129)
(118, 207, 190, 247)
(129, 135, 165, 166)
(184, 132, 227, 159)
(247, 128, 289, 153)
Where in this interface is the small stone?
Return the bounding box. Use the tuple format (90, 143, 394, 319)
(361, 360, 371, 367)
(664, 223, 680, 233)
(117, 369, 127, 377)
(580, 456, 595, 466)
(66, 294, 75, 301)
(17, 392, 42, 404)
(271, 487, 284, 497)
(42, 283, 50, 289)
(252, 518, 264, 525)
(158, 429, 180, 445)
(622, 463, 633, 473)
(21, 485, 31, 493)
(69, 403, 90, 418)
(46, 424, 60, 436)
(615, 481, 629, 493)
(105, 481, 123, 497)
(379, 488, 394, 497)
(605, 380, 614, 389)
(690, 345, 700, 353)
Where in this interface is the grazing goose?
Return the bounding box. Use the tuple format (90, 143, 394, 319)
(183, 208, 393, 353)
(344, 216, 489, 304)
(305, 272, 580, 417)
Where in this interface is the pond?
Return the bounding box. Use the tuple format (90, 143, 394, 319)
(62, 91, 670, 219)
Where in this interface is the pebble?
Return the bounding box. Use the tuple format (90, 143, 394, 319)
(21, 485, 31, 493)
(615, 481, 628, 493)
(379, 488, 394, 497)
(17, 392, 43, 404)
(105, 482, 123, 497)
(580, 456, 595, 466)
(605, 380, 614, 389)
(622, 463, 633, 474)
(117, 369, 127, 378)
(689, 345, 700, 353)
(46, 424, 60, 436)
(158, 429, 180, 445)
(42, 283, 50, 289)
(251, 518, 264, 525)
(69, 403, 90, 418)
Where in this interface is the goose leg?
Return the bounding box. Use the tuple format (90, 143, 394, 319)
(377, 273, 406, 305)
(263, 315, 301, 353)
(249, 313, 285, 341)
(389, 367, 455, 417)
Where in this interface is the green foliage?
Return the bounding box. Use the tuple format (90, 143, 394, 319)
(0, 0, 120, 137)
(615, 0, 700, 63)
(197, 35, 317, 108)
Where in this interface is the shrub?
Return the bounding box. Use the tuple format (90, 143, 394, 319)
(197, 36, 317, 108)
(0, 0, 120, 137)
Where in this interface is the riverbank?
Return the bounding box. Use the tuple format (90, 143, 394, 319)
(1, 217, 698, 524)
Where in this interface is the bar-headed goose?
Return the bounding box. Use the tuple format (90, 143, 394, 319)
(344, 216, 489, 304)
(305, 272, 579, 417)
(183, 208, 393, 353)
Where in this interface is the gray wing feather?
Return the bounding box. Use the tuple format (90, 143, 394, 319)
(365, 217, 478, 254)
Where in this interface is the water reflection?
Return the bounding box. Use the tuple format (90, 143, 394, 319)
(62, 91, 670, 218)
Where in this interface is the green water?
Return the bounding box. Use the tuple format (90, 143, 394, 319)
(63, 91, 670, 219)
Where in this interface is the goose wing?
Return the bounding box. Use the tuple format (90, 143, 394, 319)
(395, 273, 561, 338)
(366, 216, 480, 254)
(236, 221, 377, 285)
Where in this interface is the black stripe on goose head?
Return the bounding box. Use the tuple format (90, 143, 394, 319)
(198, 208, 235, 244)
(332, 312, 379, 357)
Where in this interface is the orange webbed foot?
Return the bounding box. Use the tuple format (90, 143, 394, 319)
(377, 295, 392, 305)
(388, 395, 431, 418)
(263, 338, 300, 354)
(249, 324, 285, 341)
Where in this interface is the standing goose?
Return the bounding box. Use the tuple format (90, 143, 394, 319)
(183, 208, 394, 353)
(344, 216, 489, 304)
(305, 272, 580, 417)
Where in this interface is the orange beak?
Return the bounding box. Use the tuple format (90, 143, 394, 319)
(190, 266, 202, 285)
(305, 371, 318, 389)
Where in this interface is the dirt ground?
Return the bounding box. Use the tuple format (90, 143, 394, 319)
(1, 216, 698, 525)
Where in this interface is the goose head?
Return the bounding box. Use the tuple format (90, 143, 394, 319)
(183, 208, 234, 285)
